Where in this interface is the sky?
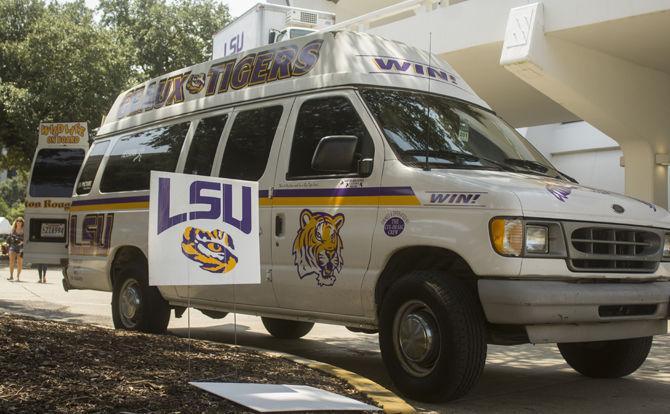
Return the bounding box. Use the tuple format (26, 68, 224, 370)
(79, 0, 265, 18)
(224, 0, 265, 17)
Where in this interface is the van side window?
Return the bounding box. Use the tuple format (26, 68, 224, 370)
(287, 96, 373, 179)
(219, 106, 283, 181)
(100, 122, 190, 192)
(29, 148, 86, 197)
(184, 114, 228, 176)
(75, 141, 110, 195)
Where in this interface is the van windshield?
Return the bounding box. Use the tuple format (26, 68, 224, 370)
(360, 88, 562, 178)
(29, 148, 85, 198)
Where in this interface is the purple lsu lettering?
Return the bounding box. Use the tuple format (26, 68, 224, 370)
(117, 40, 324, 120)
(157, 177, 253, 235)
(69, 213, 114, 256)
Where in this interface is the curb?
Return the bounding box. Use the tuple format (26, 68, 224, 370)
(246, 346, 415, 414)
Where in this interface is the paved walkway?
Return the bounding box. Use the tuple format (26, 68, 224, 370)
(1, 265, 669, 413)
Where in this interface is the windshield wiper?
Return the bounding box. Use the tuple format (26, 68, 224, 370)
(504, 158, 549, 173)
(503, 158, 573, 180)
(404, 150, 515, 172)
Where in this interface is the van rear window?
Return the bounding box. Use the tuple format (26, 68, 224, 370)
(75, 140, 110, 195)
(100, 122, 190, 193)
(29, 148, 85, 198)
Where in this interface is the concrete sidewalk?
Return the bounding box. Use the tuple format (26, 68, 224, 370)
(1, 265, 669, 413)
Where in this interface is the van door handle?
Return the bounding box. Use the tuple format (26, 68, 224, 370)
(275, 214, 284, 237)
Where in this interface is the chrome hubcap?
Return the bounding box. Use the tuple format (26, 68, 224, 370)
(119, 279, 141, 328)
(399, 313, 434, 362)
(393, 300, 440, 377)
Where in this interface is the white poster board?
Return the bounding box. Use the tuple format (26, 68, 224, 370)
(148, 171, 260, 286)
(190, 383, 381, 412)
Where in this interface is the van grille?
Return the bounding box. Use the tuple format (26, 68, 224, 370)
(567, 225, 663, 273)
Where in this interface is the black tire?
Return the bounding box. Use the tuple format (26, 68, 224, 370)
(111, 264, 170, 334)
(199, 309, 228, 319)
(379, 271, 487, 402)
(261, 317, 314, 339)
(558, 336, 652, 378)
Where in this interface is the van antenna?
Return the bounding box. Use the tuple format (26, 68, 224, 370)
(423, 32, 433, 171)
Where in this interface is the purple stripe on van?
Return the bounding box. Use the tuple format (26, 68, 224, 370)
(70, 187, 414, 207)
(272, 186, 414, 198)
(71, 195, 150, 207)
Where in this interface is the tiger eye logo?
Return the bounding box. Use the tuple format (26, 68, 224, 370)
(185, 73, 206, 94)
(181, 226, 237, 274)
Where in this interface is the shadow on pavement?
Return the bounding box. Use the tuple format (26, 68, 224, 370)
(171, 321, 670, 413)
(0, 299, 93, 325)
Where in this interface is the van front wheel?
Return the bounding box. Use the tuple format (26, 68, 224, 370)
(379, 271, 487, 402)
(112, 271, 170, 334)
(558, 337, 652, 378)
(261, 317, 314, 339)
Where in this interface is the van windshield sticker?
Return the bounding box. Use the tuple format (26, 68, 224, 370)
(116, 39, 324, 120)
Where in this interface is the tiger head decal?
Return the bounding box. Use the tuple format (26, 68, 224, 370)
(292, 209, 345, 287)
(185, 73, 206, 94)
(181, 226, 238, 274)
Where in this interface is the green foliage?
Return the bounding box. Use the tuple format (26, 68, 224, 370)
(0, 173, 26, 221)
(98, 0, 231, 79)
(0, 0, 231, 174)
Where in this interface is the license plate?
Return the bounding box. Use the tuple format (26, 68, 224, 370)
(40, 223, 65, 238)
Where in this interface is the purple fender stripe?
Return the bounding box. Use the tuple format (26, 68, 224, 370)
(70, 186, 416, 208)
(71, 195, 150, 207)
(271, 186, 415, 198)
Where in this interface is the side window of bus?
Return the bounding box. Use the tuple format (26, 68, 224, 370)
(287, 96, 374, 179)
(75, 141, 110, 195)
(29, 148, 86, 197)
(100, 122, 190, 192)
(184, 114, 228, 176)
(219, 106, 283, 181)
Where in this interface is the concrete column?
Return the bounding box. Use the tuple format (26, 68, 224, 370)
(500, 3, 670, 208)
(620, 141, 668, 207)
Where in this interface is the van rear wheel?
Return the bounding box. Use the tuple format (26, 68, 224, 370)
(379, 271, 487, 402)
(261, 317, 314, 339)
(558, 337, 652, 378)
(112, 268, 170, 334)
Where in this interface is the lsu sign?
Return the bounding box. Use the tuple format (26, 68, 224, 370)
(148, 171, 260, 286)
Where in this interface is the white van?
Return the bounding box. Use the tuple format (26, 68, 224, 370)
(51, 32, 670, 402)
(24, 123, 89, 267)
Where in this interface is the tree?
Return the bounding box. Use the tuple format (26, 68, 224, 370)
(99, 0, 232, 79)
(0, 172, 27, 221)
(0, 0, 231, 172)
(0, 0, 134, 170)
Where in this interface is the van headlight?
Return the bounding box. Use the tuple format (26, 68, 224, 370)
(490, 218, 566, 257)
(663, 233, 670, 260)
(525, 225, 549, 254)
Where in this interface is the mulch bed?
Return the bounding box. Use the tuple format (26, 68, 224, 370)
(0, 314, 378, 413)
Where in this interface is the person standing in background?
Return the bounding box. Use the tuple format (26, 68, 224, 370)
(37, 263, 48, 283)
(7, 218, 25, 282)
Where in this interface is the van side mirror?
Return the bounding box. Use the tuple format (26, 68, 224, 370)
(268, 30, 278, 44)
(311, 135, 358, 173)
(358, 158, 373, 176)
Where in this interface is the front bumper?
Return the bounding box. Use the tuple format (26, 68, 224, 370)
(478, 279, 670, 343)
